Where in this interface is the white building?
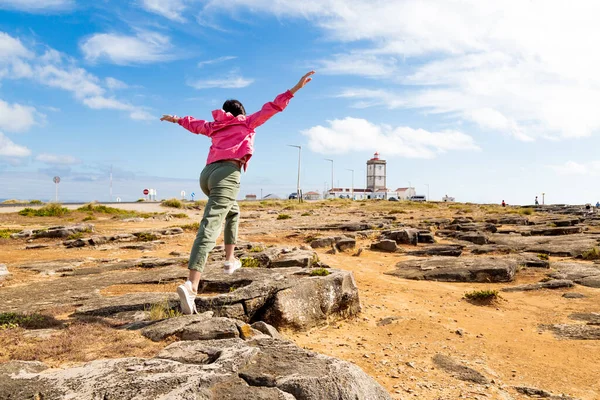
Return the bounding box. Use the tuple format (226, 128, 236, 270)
(394, 187, 416, 200)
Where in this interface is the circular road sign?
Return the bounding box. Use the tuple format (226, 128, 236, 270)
(143, 189, 149, 195)
(53, 176, 60, 184)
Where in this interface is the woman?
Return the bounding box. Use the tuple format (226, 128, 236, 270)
(161, 71, 315, 314)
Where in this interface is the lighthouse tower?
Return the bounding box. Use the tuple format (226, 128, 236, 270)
(366, 152, 386, 191)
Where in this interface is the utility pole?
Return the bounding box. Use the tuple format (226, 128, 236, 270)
(288, 145, 302, 202)
(346, 169, 354, 200)
(110, 165, 113, 202)
(325, 159, 334, 198)
(425, 183, 430, 201)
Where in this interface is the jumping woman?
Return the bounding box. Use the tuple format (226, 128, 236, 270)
(160, 70, 315, 314)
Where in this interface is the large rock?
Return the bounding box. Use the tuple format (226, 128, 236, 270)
(456, 231, 488, 245)
(549, 262, 600, 288)
(490, 234, 600, 257)
(541, 324, 600, 340)
(501, 279, 573, 292)
(245, 248, 318, 269)
(370, 239, 398, 252)
(529, 226, 583, 236)
(381, 229, 419, 245)
(386, 256, 517, 283)
(0, 336, 391, 400)
(11, 224, 94, 239)
(405, 245, 463, 257)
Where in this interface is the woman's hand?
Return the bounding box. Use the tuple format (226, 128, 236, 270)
(160, 114, 179, 123)
(290, 71, 315, 94)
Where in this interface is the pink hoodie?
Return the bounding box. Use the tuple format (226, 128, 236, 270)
(178, 90, 294, 171)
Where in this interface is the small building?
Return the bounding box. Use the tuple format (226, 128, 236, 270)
(262, 194, 281, 200)
(327, 188, 372, 200)
(442, 195, 455, 202)
(394, 187, 416, 200)
(245, 194, 257, 201)
(303, 191, 321, 201)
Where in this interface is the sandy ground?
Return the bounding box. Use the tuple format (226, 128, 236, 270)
(1, 201, 599, 399)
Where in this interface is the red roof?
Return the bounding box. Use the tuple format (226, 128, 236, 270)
(395, 188, 409, 192)
(305, 191, 319, 195)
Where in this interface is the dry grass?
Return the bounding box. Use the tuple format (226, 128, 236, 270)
(0, 321, 165, 367)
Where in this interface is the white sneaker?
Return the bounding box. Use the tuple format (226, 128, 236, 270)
(223, 258, 242, 275)
(176, 281, 197, 315)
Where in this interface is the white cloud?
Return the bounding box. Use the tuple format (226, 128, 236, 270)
(0, 99, 39, 132)
(81, 31, 174, 65)
(0, 31, 152, 121)
(549, 161, 600, 176)
(140, 0, 187, 22)
(36, 153, 80, 165)
(202, 0, 600, 141)
(0, 0, 74, 12)
(197, 56, 237, 67)
(189, 71, 253, 89)
(301, 117, 479, 158)
(0, 132, 31, 157)
(105, 77, 129, 90)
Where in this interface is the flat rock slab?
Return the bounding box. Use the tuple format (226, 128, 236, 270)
(490, 234, 600, 257)
(541, 324, 600, 340)
(529, 226, 583, 236)
(514, 386, 579, 400)
(549, 262, 600, 288)
(502, 279, 573, 292)
(371, 239, 398, 252)
(0, 336, 391, 400)
(405, 244, 464, 257)
(386, 256, 517, 283)
(569, 313, 600, 325)
(11, 224, 94, 239)
(432, 354, 488, 384)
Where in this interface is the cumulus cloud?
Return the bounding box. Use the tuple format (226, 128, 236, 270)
(81, 31, 174, 65)
(139, 0, 188, 22)
(0, 132, 31, 157)
(0, 0, 74, 12)
(301, 117, 480, 159)
(36, 153, 80, 165)
(201, 0, 600, 141)
(0, 31, 152, 121)
(0, 100, 40, 133)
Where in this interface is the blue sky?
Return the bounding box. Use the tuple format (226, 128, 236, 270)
(1, 0, 600, 204)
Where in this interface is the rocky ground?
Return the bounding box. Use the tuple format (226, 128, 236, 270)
(1, 200, 599, 399)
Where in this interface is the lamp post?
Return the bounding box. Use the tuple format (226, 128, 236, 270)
(325, 159, 334, 198)
(425, 184, 430, 201)
(346, 169, 354, 200)
(542, 192, 545, 205)
(288, 145, 302, 202)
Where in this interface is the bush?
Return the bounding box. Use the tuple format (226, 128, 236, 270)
(582, 247, 600, 260)
(161, 198, 183, 209)
(171, 213, 188, 219)
(464, 289, 499, 302)
(136, 198, 145, 202)
(2, 199, 22, 204)
(19, 203, 70, 217)
(277, 214, 291, 220)
(29, 200, 43, 205)
(309, 268, 330, 276)
(0, 229, 20, 239)
(179, 222, 199, 231)
(389, 209, 407, 214)
(519, 208, 534, 215)
(241, 257, 261, 268)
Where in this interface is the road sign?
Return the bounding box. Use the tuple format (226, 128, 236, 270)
(143, 189, 149, 195)
(191, 192, 195, 199)
(53, 176, 60, 184)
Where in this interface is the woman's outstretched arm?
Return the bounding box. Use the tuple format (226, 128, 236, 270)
(247, 71, 315, 129)
(160, 114, 212, 136)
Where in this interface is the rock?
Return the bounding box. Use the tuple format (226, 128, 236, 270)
(387, 256, 517, 283)
(569, 312, 600, 324)
(381, 229, 419, 245)
(541, 324, 600, 340)
(31, 224, 94, 239)
(0, 337, 392, 400)
(377, 316, 401, 326)
(448, 222, 497, 233)
(353, 248, 364, 257)
(0, 264, 10, 282)
(14, 259, 84, 275)
(563, 293, 586, 299)
(10, 229, 33, 239)
(371, 239, 398, 252)
(487, 216, 530, 225)
(251, 321, 284, 339)
(529, 226, 583, 236)
(549, 262, 600, 288)
(469, 245, 512, 254)
(417, 232, 436, 244)
(122, 217, 145, 222)
(310, 237, 336, 248)
(120, 243, 156, 250)
(520, 254, 550, 268)
(270, 249, 317, 268)
(25, 244, 50, 250)
(326, 246, 338, 255)
(432, 354, 488, 384)
(490, 234, 600, 257)
(456, 231, 488, 245)
(406, 245, 463, 257)
(514, 386, 579, 400)
(336, 237, 356, 251)
(141, 312, 214, 341)
(501, 279, 573, 292)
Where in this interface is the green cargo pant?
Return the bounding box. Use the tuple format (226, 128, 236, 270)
(188, 161, 241, 272)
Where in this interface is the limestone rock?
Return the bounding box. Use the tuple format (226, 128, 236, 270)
(405, 245, 463, 257)
(501, 279, 573, 292)
(370, 239, 398, 252)
(432, 354, 488, 384)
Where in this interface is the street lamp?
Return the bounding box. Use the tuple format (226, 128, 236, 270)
(325, 158, 334, 198)
(288, 145, 302, 202)
(542, 192, 545, 205)
(425, 184, 430, 201)
(346, 169, 354, 199)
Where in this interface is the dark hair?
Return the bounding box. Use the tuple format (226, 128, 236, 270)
(222, 99, 246, 116)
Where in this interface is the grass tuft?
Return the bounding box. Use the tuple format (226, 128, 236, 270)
(134, 232, 160, 242)
(464, 289, 499, 303)
(537, 253, 549, 260)
(19, 203, 70, 217)
(171, 213, 188, 219)
(241, 257, 261, 268)
(0, 229, 20, 239)
(277, 214, 292, 220)
(178, 222, 199, 232)
(0, 312, 62, 330)
(582, 247, 600, 260)
(147, 300, 182, 321)
(309, 268, 330, 277)
(161, 198, 183, 209)
(249, 246, 264, 253)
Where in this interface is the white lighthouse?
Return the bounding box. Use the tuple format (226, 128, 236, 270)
(366, 152, 386, 192)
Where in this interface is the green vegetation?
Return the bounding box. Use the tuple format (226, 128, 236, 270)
(2, 199, 22, 204)
(29, 200, 43, 205)
(147, 300, 182, 321)
(161, 198, 183, 209)
(0, 229, 20, 239)
(76, 203, 155, 219)
(82, 215, 96, 222)
(178, 222, 200, 231)
(19, 203, 70, 217)
(519, 208, 534, 215)
(241, 257, 261, 268)
(249, 246, 264, 253)
(277, 214, 292, 220)
(309, 268, 330, 277)
(582, 247, 600, 261)
(388, 209, 407, 214)
(464, 289, 499, 302)
(171, 213, 188, 219)
(136, 198, 145, 202)
(67, 232, 85, 240)
(537, 253, 549, 260)
(134, 232, 160, 242)
(301, 212, 311, 217)
(0, 312, 61, 330)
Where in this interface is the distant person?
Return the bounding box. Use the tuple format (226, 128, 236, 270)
(161, 71, 315, 314)
(596, 201, 600, 208)
(502, 200, 506, 207)
(535, 196, 539, 205)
